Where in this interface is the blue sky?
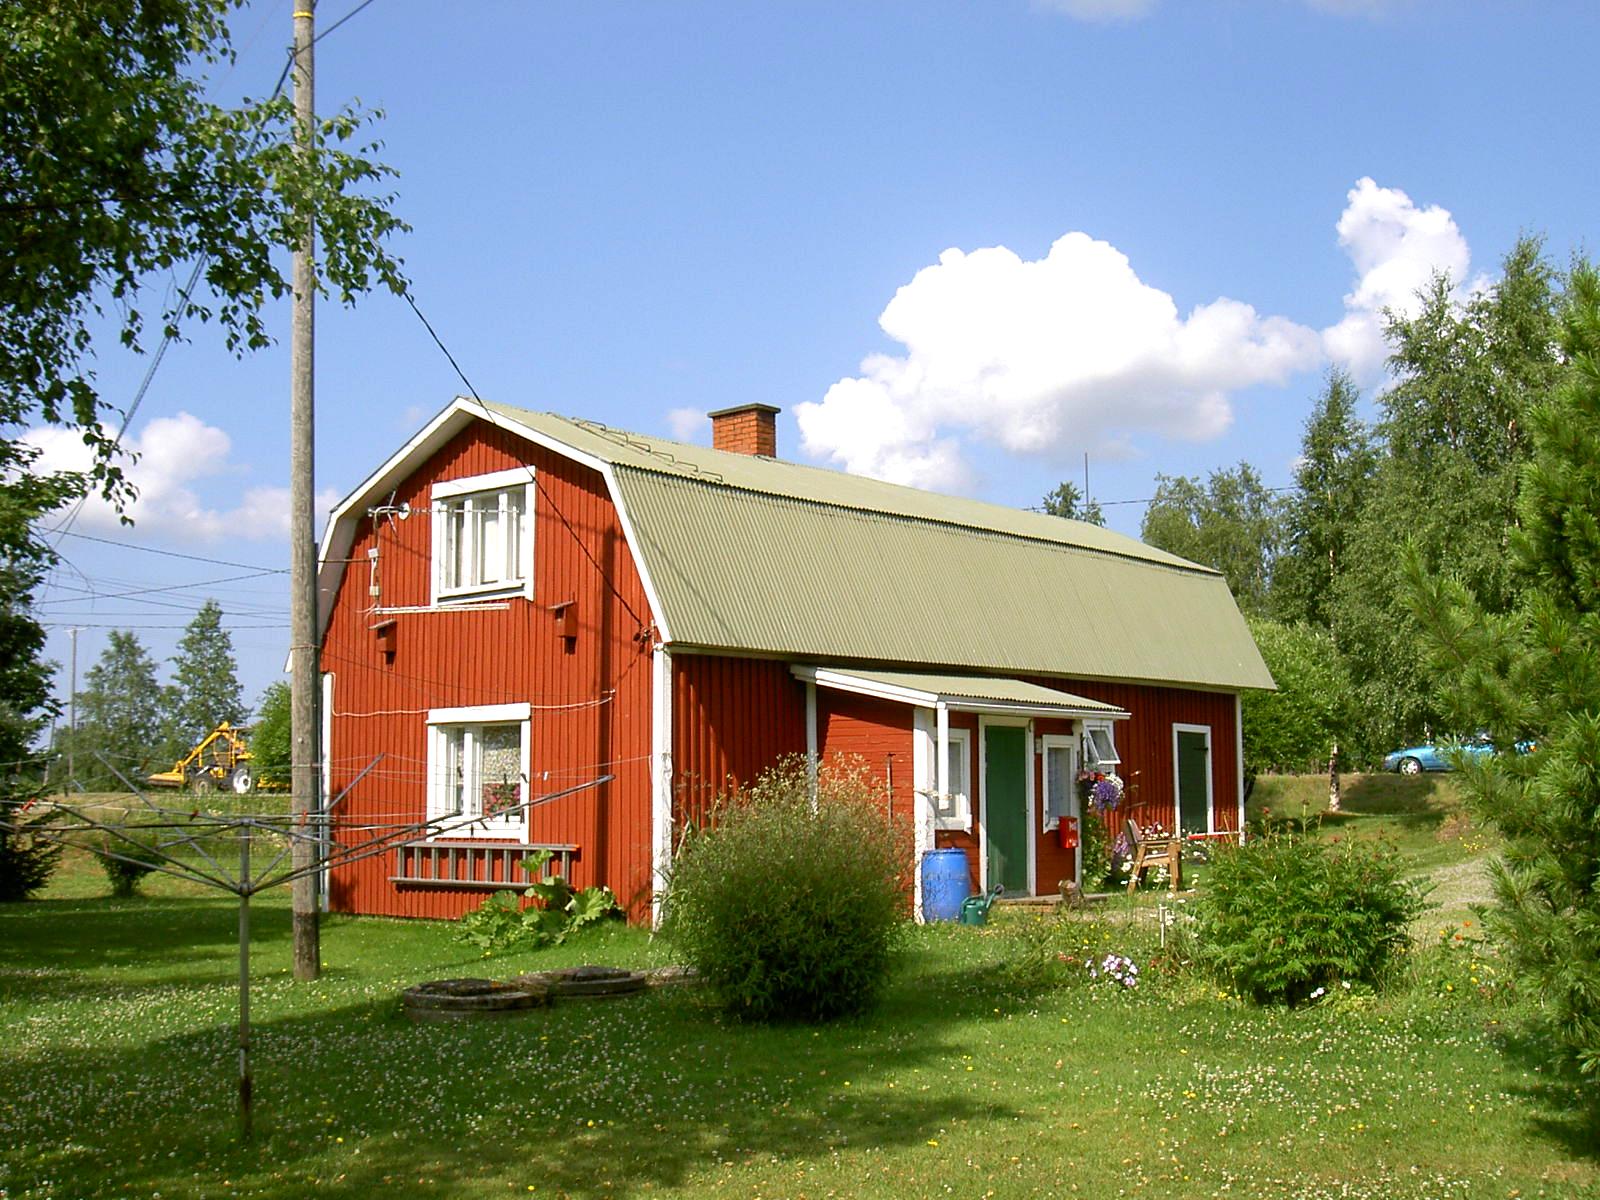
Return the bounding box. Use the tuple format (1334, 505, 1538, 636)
(29, 0, 1599, 718)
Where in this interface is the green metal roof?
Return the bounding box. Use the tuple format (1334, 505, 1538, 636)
(477, 406, 1273, 693)
(320, 399, 1274, 693)
(804, 667, 1131, 715)
(479, 402, 1204, 571)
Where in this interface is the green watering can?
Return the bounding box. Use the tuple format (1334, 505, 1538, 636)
(959, 885, 1004, 926)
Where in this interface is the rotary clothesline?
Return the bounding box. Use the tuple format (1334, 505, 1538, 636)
(1, 759, 612, 1139)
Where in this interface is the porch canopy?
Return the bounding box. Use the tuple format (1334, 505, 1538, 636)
(795, 666, 1129, 720)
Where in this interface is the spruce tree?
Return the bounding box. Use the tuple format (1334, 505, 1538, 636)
(1408, 262, 1600, 1085)
(165, 600, 247, 758)
(1273, 370, 1376, 628)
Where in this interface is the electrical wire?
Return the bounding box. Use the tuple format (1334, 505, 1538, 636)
(46, 531, 289, 572)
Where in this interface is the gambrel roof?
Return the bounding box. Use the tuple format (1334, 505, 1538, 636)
(318, 398, 1274, 692)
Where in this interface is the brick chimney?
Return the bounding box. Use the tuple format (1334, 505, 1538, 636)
(707, 403, 780, 457)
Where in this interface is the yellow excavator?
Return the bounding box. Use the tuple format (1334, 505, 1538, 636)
(146, 722, 259, 795)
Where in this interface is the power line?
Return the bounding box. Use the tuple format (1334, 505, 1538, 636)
(47, 531, 289, 573)
(314, 0, 383, 45)
(38, 569, 284, 605)
(39, 621, 289, 630)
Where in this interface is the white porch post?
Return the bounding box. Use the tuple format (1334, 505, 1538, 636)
(649, 644, 674, 928)
(805, 679, 818, 809)
(935, 702, 950, 800)
(912, 707, 934, 922)
(1235, 693, 1246, 845)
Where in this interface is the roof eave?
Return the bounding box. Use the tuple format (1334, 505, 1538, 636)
(792, 665, 1131, 720)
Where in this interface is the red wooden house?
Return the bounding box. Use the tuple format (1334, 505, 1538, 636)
(315, 399, 1273, 921)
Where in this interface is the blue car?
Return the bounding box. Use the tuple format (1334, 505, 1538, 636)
(1382, 734, 1533, 775)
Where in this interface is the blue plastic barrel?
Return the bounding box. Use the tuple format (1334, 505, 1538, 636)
(921, 848, 973, 922)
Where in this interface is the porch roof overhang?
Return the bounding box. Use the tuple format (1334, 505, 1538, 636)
(792, 665, 1130, 720)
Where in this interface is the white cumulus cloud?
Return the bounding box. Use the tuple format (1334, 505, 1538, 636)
(798, 179, 1481, 491)
(797, 234, 1322, 489)
(1322, 177, 1477, 382)
(25, 412, 336, 542)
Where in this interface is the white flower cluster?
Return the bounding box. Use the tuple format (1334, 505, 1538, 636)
(1087, 952, 1139, 988)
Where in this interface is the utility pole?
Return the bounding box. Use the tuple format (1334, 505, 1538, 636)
(289, 1, 321, 981)
(66, 627, 78, 794)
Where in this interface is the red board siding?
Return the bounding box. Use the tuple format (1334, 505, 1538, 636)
(670, 654, 806, 833)
(322, 422, 657, 920)
(816, 690, 916, 827)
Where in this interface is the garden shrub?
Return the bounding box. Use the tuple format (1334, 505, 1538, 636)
(1190, 829, 1428, 1005)
(93, 835, 158, 899)
(661, 756, 910, 1022)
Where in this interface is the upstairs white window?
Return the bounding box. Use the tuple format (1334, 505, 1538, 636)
(432, 468, 533, 602)
(1083, 721, 1120, 769)
(426, 703, 531, 838)
(934, 728, 972, 831)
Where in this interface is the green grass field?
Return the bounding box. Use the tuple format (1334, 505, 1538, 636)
(1, 778, 1595, 1199)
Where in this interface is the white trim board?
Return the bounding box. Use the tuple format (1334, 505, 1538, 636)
(649, 645, 674, 928)
(1172, 722, 1214, 835)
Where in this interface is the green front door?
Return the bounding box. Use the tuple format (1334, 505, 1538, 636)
(1177, 729, 1210, 835)
(984, 725, 1029, 896)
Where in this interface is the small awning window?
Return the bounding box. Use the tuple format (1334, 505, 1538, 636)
(1084, 723, 1120, 768)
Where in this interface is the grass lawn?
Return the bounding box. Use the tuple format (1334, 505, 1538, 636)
(2, 784, 1596, 1200)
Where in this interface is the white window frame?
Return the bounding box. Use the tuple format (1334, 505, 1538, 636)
(431, 467, 534, 604)
(1040, 733, 1077, 833)
(1082, 720, 1120, 769)
(426, 702, 531, 840)
(933, 727, 973, 832)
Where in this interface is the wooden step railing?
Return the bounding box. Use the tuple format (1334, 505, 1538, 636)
(390, 841, 578, 890)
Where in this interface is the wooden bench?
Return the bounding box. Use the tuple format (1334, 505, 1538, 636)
(390, 841, 578, 890)
(1124, 819, 1181, 895)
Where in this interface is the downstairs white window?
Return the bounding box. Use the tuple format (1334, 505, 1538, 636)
(933, 728, 973, 831)
(426, 703, 531, 838)
(1042, 734, 1076, 831)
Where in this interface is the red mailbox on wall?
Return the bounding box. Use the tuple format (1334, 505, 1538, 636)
(1058, 816, 1079, 851)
